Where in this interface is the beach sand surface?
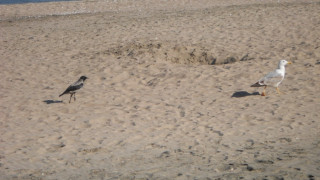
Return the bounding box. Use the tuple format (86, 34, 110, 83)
(0, 0, 320, 179)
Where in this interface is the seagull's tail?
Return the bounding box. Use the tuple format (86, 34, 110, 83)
(251, 82, 264, 87)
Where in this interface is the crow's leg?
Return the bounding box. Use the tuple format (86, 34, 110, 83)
(69, 93, 73, 103)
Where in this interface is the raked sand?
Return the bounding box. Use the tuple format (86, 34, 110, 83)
(0, 0, 320, 179)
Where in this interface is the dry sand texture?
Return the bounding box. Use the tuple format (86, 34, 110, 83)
(0, 0, 320, 179)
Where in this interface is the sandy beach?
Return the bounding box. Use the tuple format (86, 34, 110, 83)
(0, 0, 320, 179)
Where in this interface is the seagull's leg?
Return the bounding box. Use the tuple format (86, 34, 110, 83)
(276, 87, 285, 95)
(69, 93, 73, 103)
(261, 86, 267, 96)
(74, 93, 76, 101)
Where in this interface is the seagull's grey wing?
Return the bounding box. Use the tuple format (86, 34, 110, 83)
(260, 71, 284, 86)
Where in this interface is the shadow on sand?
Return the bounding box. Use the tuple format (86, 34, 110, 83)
(231, 91, 260, 98)
(43, 100, 63, 104)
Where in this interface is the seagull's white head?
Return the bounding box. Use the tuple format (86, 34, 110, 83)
(278, 59, 292, 68)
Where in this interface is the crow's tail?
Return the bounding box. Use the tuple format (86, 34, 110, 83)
(59, 91, 66, 97)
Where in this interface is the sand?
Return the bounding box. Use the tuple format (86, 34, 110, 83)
(0, 0, 320, 179)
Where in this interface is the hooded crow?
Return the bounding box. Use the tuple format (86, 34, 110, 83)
(59, 76, 88, 103)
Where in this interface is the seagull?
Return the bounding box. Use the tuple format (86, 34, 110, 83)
(59, 76, 88, 103)
(251, 60, 292, 96)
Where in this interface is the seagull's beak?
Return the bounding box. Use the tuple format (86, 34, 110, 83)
(288, 61, 292, 64)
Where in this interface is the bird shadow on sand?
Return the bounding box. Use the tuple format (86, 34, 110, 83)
(231, 91, 260, 98)
(43, 100, 63, 104)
